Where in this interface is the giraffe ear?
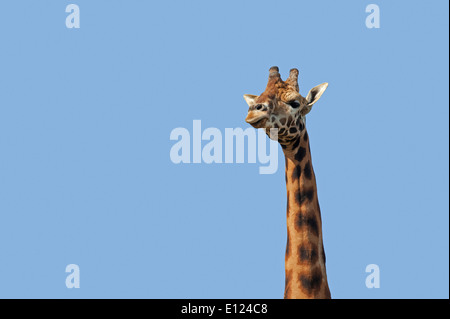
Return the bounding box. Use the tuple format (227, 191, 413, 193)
(243, 94, 258, 107)
(302, 83, 329, 115)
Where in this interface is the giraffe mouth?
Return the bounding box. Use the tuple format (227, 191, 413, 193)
(245, 112, 268, 128)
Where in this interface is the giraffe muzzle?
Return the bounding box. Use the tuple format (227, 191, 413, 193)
(245, 110, 268, 128)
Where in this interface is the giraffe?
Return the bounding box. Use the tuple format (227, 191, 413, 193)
(243, 66, 331, 299)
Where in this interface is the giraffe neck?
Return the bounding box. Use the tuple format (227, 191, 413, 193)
(283, 130, 331, 299)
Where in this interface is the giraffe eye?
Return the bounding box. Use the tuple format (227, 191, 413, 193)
(288, 101, 300, 108)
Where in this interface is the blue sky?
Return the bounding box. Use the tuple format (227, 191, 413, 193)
(0, 1, 448, 298)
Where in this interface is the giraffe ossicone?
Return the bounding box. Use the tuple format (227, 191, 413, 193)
(244, 66, 331, 299)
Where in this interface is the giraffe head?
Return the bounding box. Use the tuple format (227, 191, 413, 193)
(244, 66, 328, 147)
